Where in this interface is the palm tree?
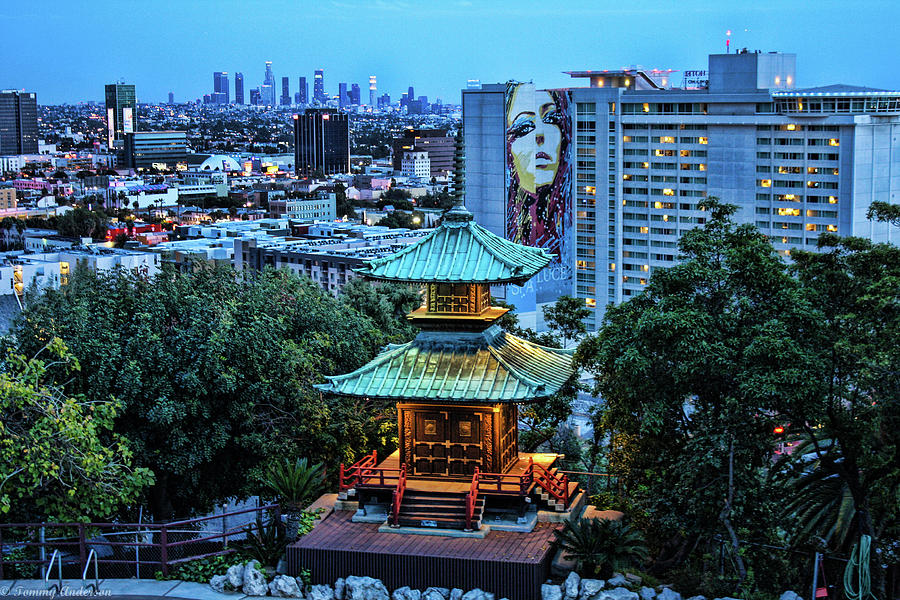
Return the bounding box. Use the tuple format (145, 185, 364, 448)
(260, 458, 326, 540)
(771, 434, 856, 552)
(553, 518, 649, 578)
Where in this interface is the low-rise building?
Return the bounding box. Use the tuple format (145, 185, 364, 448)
(268, 193, 336, 221)
(401, 151, 430, 180)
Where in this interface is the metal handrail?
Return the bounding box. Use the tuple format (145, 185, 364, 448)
(82, 548, 100, 593)
(44, 549, 62, 593)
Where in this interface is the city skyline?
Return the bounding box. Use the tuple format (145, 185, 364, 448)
(3, 0, 900, 104)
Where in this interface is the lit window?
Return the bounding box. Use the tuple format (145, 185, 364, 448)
(778, 208, 800, 216)
(806, 224, 816, 231)
(698, 137, 708, 144)
(640, 278, 647, 285)
(699, 163, 706, 171)
(623, 135, 632, 142)
(829, 138, 840, 146)
(828, 196, 837, 204)
(610, 263, 616, 271)
(641, 162, 649, 168)
(642, 264, 649, 271)
(585, 186, 596, 194)
(654, 201, 663, 209)
(640, 226, 649, 234)
(585, 298, 597, 308)
(659, 136, 675, 143)
(833, 168, 839, 176)
(642, 103, 650, 113)
(760, 179, 772, 188)
(663, 188, 675, 196)
(827, 224, 838, 232)
(662, 214, 669, 222)
(786, 124, 796, 131)
(622, 174, 631, 181)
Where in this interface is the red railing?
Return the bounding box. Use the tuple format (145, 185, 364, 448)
(465, 468, 480, 531)
(0, 504, 279, 579)
(477, 469, 532, 496)
(530, 458, 570, 507)
(390, 464, 407, 527)
(338, 450, 377, 492)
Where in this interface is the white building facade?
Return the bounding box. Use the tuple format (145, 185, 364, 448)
(463, 52, 900, 331)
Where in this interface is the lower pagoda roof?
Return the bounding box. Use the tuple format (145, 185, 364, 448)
(314, 325, 575, 402)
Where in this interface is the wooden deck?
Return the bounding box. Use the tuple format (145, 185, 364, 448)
(367, 450, 560, 493)
(287, 510, 561, 600)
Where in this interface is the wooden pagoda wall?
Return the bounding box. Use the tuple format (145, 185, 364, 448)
(398, 402, 518, 476)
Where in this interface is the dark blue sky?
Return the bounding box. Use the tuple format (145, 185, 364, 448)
(3, 0, 898, 105)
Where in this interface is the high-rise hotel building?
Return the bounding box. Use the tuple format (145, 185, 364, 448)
(463, 52, 900, 331)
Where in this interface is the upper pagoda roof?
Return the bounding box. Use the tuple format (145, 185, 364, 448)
(354, 203, 553, 284)
(314, 326, 575, 403)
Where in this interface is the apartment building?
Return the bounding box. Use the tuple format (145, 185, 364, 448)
(464, 51, 900, 330)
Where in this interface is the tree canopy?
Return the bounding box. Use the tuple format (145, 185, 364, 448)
(574, 198, 899, 594)
(0, 337, 152, 522)
(9, 264, 396, 519)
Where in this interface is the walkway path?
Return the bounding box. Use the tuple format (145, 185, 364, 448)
(0, 578, 260, 599)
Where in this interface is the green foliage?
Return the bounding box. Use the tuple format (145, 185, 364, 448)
(156, 553, 248, 583)
(340, 279, 420, 343)
(56, 207, 109, 240)
(378, 210, 422, 230)
(2, 547, 37, 579)
(575, 198, 813, 586)
(260, 458, 326, 510)
(9, 265, 393, 519)
(0, 337, 153, 522)
(771, 434, 856, 550)
(238, 514, 287, 568)
(576, 198, 900, 595)
(553, 518, 649, 578)
(542, 295, 590, 347)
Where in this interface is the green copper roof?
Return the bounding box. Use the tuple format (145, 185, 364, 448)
(314, 326, 575, 402)
(355, 204, 553, 284)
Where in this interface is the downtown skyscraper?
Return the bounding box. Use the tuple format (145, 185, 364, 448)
(281, 77, 291, 106)
(297, 77, 308, 105)
(261, 61, 276, 106)
(369, 76, 377, 107)
(212, 72, 229, 104)
(235, 73, 244, 105)
(313, 69, 325, 104)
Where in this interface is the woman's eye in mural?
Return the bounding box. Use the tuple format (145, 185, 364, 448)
(541, 109, 562, 126)
(507, 114, 535, 139)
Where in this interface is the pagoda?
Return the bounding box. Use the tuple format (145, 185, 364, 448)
(315, 139, 579, 533)
(315, 203, 581, 531)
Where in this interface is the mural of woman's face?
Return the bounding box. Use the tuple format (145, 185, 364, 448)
(507, 88, 563, 194)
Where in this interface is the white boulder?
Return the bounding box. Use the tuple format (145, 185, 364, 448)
(210, 575, 228, 594)
(269, 575, 303, 598)
(542, 584, 563, 600)
(579, 579, 606, 600)
(344, 576, 390, 600)
(309, 585, 337, 600)
(393, 587, 422, 600)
